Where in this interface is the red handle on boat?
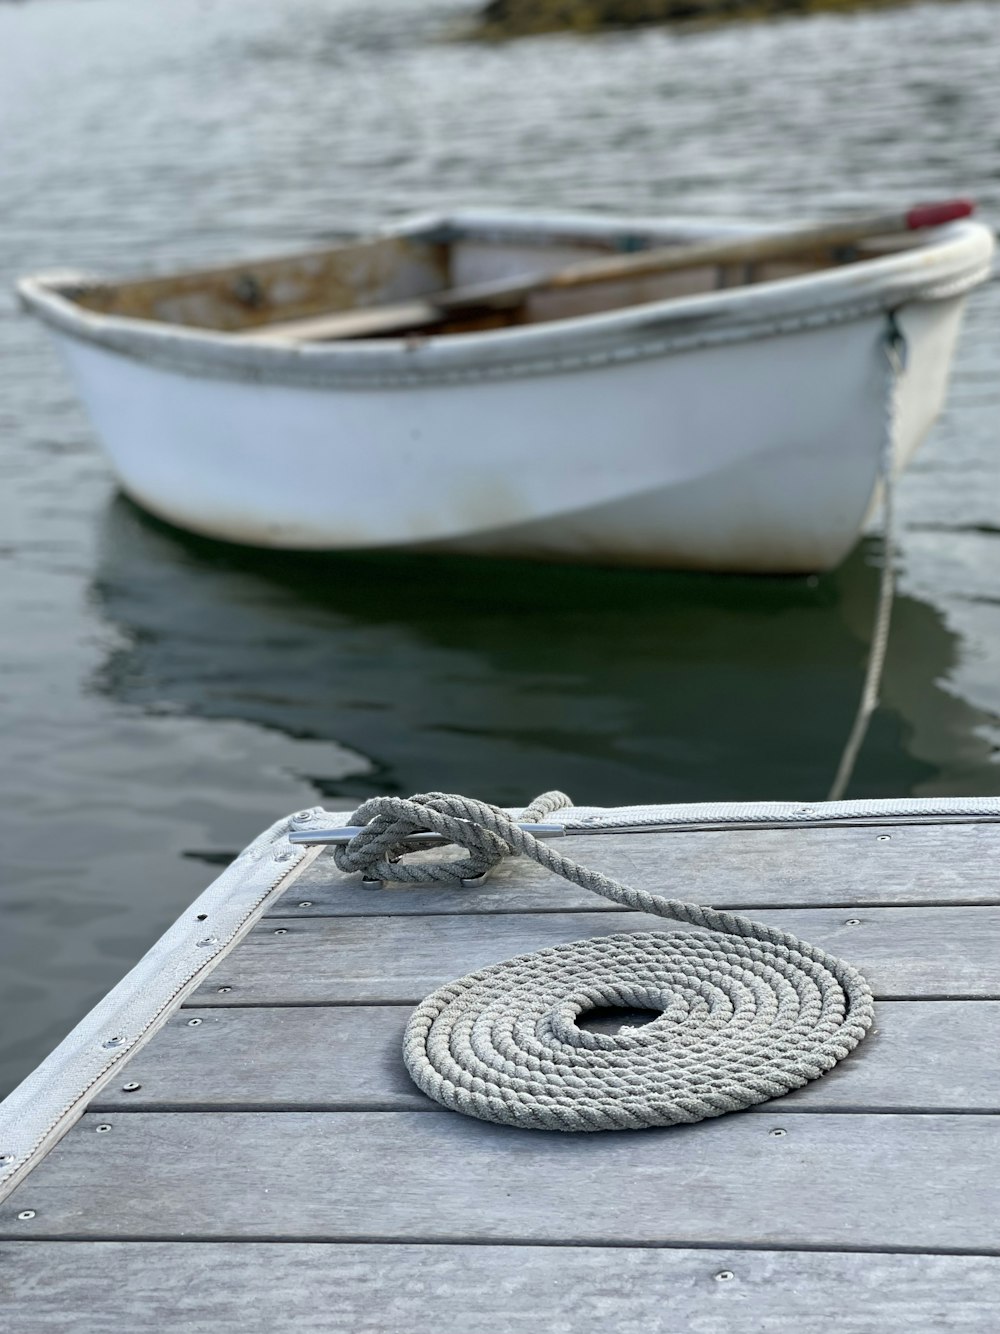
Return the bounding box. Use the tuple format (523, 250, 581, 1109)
(905, 199, 975, 230)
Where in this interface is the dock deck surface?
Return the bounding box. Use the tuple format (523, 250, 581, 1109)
(2, 803, 999, 1330)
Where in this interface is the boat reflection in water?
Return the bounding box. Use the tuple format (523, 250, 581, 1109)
(90, 495, 994, 811)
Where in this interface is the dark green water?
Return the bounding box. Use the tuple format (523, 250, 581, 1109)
(1, 0, 998, 1095)
(95, 501, 953, 810)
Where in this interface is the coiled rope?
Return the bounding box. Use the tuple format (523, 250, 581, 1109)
(335, 791, 875, 1132)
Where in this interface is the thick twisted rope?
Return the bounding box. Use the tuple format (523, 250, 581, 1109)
(338, 792, 875, 1132)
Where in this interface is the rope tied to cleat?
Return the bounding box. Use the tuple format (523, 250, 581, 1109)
(334, 791, 876, 1133)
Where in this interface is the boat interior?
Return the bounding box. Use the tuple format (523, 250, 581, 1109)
(69, 222, 921, 342)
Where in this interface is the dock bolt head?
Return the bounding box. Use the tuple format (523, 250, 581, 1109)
(715, 1271, 734, 1282)
(122, 1082, 141, 1092)
(96, 1124, 112, 1134)
(17, 1210, 35, 1220)
(101, 1036, 126, 1050)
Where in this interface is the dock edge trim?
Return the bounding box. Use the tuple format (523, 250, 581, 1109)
(556, 795, 1000, 834)
(0, 808, 331, 1205)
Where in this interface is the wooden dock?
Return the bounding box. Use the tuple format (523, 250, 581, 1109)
(2, 798, 999, 1330)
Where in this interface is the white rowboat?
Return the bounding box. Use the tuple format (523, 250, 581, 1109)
(19, 208, 994, 572)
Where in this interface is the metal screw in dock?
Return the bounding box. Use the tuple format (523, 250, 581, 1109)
(715, 1271, 734, 1282)
(122, 1082, 141, 1092)
(187, 1018, 203, 1026)
(95, 1124, 112, 1134)
(17, 1211, 35, 1221)
(769, 1127, 786, 1137)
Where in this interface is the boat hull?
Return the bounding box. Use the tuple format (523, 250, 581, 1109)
(48, 293, 963, 572)
(23, 211, 994, 572)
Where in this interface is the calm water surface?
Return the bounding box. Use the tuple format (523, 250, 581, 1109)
(1, 0, 999, 1095)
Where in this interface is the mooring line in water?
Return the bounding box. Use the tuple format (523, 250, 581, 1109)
(827, 315, 906, 803)
(335, 791, 875, 1133)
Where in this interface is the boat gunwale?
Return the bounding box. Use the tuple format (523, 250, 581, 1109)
(16, 211, 994, 391)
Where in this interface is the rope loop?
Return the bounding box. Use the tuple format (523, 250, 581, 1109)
(332, 790, 571, 885)
(339, 791, 876, 1132)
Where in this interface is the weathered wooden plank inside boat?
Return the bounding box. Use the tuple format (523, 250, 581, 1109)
(2, 803, 998, 1332)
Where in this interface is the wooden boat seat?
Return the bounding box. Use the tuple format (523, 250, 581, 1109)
(234, 300, 444, 343)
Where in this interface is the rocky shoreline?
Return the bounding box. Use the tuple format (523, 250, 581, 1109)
(475, 0, 921, 38)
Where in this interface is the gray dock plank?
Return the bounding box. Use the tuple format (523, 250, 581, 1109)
(2, 1111, 998, 1249)
(1, 1242, 997, 1333)
(273, 822, 1000, 915)
(192, 906, 1000, 1004)
(91, 1000, 1000, 1115)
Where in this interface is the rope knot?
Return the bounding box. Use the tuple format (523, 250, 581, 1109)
(332, 791, 565, 885)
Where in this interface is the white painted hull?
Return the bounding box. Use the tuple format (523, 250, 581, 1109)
(21, 210, 994, 572)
